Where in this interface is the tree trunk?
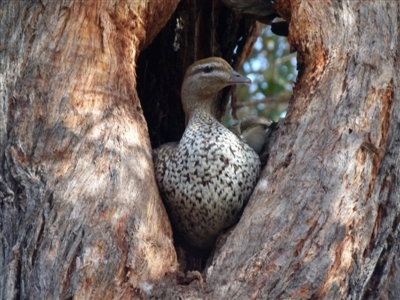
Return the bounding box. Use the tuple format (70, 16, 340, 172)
(1, 1, 399, 300)
(0, 1, 179, 299)
(204, 1, 400, 299)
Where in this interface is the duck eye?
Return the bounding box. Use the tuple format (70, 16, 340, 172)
(203, 66, 213, 73)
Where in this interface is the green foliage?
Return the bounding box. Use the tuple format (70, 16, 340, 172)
(225, 25, 297, 125)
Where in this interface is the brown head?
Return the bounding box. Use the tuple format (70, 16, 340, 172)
(181, 57, 251, 123)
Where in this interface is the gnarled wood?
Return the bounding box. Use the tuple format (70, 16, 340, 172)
(205, 1, 400, 299)
(0, 1, 178, 299)
(221, 0, 276, 24)
(1, 0, 400, 299)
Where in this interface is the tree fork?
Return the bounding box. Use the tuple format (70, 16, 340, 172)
(1, 0, 400, 299)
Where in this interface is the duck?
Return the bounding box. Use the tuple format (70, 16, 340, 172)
(229, 114, 273, 154)
(229, 114, 277, 166)
(153, 57, 261, 256)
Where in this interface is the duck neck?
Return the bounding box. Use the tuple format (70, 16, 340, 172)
(183, 94, 219, 125)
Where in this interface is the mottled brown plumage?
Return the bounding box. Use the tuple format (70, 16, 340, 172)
(153, 57, 260, 255)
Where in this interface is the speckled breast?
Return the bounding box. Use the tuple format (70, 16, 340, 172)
(155, 111, 260, 252)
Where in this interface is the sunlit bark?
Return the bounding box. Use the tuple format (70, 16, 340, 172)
(1, 1, 399, 299)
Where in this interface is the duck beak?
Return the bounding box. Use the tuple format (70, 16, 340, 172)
(228, 69, 251, 84)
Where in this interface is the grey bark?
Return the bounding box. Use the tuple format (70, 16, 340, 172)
(1, 0, 399, 300)
(205, 1, 400, 299)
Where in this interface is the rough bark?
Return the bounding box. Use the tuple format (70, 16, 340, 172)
(205, 1, 400, 299)
(221, 0, 276, 24)
(0, 1, 179, 299)
(1, 0, 399, 299)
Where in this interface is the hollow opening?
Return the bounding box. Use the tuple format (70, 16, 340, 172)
(136, 1, 297, 271)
